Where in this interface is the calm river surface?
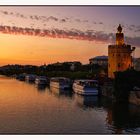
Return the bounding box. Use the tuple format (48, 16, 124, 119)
(0, 75, 140, 134)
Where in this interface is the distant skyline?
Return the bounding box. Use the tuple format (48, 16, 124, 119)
(0, 6, 140, 66)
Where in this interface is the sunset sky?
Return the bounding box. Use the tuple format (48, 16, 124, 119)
(0, 6, 140, 66)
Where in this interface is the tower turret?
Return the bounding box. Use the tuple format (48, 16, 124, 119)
(116, 24, 124, 46)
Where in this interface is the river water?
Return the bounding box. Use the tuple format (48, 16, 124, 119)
(0, 75, 140, 134)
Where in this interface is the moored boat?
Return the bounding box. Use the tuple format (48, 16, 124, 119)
(25, 74, 36, 82)
(16, 74, 26, 81)
(35, 76, 48, 85)
(73, 79, 99, 95)
(50, 77, 71, 90)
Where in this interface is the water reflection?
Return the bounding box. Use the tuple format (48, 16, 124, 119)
(0, 76, 140, 134)
(74, 94, 102, 109)
(104, 101, 140, 134)
(36, 84, 47, 91)
(49, 86, 73, 99)
(25, 81, 35, 86)
(74, 94, 140, 134)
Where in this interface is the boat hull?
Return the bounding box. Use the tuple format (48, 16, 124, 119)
(73, 84, 98, 96)
(25, 76, 36, 82)
(35, 77, 48, 85)
(50, 81, 70, 90)
(35, 80, 47, 85)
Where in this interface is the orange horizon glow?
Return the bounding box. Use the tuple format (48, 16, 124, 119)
(0, 33, 108, 66)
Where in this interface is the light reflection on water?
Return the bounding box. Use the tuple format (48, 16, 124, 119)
(0, 75, 140, 134)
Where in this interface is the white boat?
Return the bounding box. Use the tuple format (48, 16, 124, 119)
(25, 74, 36, 82)
(73, 80, 99, 95)
(35, 76, 48, 85)
(50, 77, 71, 89)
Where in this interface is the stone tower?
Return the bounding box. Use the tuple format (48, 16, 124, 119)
(108, 24, 135, 78)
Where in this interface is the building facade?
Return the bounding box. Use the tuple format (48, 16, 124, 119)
(108, 24, 135, 78)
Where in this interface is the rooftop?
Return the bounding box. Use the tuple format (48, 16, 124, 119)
(89, 55, 108, 60)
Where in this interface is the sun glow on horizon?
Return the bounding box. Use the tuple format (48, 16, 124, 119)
(0, 33, 108, 66)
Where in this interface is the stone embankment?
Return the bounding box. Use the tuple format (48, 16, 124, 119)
(101, 81, 115, 99)
(129, 89, 140, 106)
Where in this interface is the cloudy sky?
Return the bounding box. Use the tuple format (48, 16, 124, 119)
(0, 6, 140, 65)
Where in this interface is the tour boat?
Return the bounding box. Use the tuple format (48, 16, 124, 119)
(73, 80, 99, 95)
(35, 76, 48, 85)
(50, 77, 71, 89)
(25, 74, 36, 82)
